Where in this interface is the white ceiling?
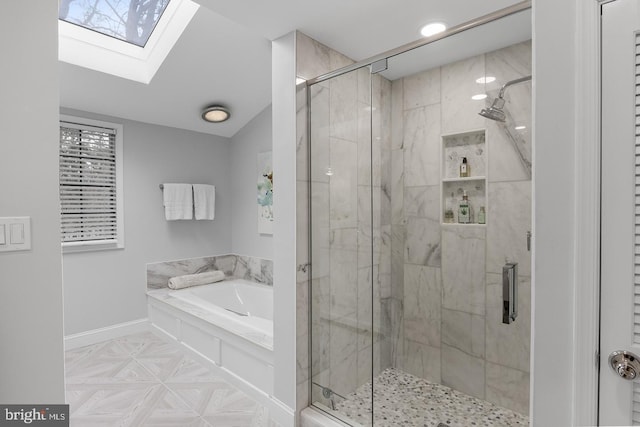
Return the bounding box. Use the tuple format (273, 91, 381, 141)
(59, 5, 272, 138)
(59, 0, 531, 138)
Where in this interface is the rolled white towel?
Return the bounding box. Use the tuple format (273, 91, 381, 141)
(168, 270, 225, 290)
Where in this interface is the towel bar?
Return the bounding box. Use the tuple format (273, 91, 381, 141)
(159, 183, 213, 190)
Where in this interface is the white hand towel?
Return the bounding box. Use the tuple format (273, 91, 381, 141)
(193, 184, 215, 220)
(168, 270, 225, 290)
(163, 183, 193, 220)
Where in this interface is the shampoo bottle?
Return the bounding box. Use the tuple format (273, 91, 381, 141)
(460, 157, 470, 178)
(478, 206, 486, 224)
(458, 191, 471, 224)
(444, 192, 455, 223)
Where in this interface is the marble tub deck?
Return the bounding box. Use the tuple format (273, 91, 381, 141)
(65, 331, 279, 427)
(327, 368, 528, 427)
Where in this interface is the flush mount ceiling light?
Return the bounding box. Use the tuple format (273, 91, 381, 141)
(201, 105, 230, 123)
(420, 22, 447, 38)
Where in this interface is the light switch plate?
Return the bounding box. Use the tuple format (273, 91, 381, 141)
(0, 217, 31, 252)
(10, 223, 24, 244)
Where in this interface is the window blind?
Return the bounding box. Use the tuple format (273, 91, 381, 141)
(60, 122, 118, 244)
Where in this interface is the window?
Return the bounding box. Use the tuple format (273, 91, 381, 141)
(59, 0, 171, 48)
(58, 0, 199, 84)
(59, 116, 124, 252)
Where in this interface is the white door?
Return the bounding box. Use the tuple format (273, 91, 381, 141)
(600, 0, 640, 424)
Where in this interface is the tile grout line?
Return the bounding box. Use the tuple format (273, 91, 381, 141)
(65, 330, 273, 426)
(124, 334, 215, 425)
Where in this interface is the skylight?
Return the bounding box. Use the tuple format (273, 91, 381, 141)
(58, 0, 198, 84)
(59, 0, 171, 47)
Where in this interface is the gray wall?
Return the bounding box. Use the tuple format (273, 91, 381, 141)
(230, 105, 273, 259)
(0, 1, 65, 402)
(62, 108, 233, 335)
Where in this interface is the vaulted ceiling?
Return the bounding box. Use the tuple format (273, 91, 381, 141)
(59, 0, 530, 138)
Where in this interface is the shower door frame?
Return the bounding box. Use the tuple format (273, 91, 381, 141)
(305, 2, 531, 87)
(304, 1, 536, 424)
(306, 64, 376, 425)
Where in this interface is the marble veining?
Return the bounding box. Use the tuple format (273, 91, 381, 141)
(296, 32, 332, 83)
(486, 181, 531, 277)
(485, 41, 532, 183)
(441, 55, 486, 134)
(403, 105, 441, 187)
(147, 254, 273, 290)
(403, 264, 441, 347)
(65, 331, 279, 427)
(309, 85, 331, 184)
(495, 109, 531, 179)
(300, 35, 532, 424)
(390, 42, 532, 417)
(326, 368, 528, 427)
(485, 274, 531, 373)
(405, 216, 441, 267)
(441, 226, 486, 316)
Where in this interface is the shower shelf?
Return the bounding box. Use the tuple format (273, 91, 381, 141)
(442, 176, 486, 183)
(441, 129, 488, 225)
(442, 222, 486, 227)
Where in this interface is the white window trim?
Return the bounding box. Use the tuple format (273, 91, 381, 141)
(60, 115, 124, 253)
(58, 0, 199, 84)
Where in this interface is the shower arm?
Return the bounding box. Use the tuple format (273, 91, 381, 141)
(497, 75, 532, 99)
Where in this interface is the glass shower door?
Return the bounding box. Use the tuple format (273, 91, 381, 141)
(305, 8, 532, 426)
(309, 65, 375, 425)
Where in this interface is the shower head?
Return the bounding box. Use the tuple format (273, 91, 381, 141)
(479, 97, 506, 122)
(478, 75, 531, 122)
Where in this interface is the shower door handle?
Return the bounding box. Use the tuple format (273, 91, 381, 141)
(503, 262, 518, 324)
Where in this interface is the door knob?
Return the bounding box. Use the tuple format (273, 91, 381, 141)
(609, 350, 640, 380)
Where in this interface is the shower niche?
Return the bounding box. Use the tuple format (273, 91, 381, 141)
(441, 129, 487, 225)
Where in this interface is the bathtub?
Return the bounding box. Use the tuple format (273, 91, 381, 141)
(169, 279, 273, 336)
(147, 278, 274, 396)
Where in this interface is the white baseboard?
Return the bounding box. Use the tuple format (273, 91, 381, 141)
(64, 318, 150, 350)
(267, 396, 295, 427)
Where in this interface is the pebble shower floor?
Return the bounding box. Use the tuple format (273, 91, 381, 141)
(329, 368, 529, 427)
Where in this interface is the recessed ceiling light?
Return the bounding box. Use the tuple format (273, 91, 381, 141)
(476, 76, 496, 84)
(471, 94, 488, 101)
(201, 105, 230, 123)
(420, 22, 447, 38)
(515, 125, 526, 130)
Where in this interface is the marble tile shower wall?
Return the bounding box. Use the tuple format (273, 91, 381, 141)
(295, 31, 393, 414)
(296, 31, 531, 420)
(391, 40, 532, 415)
(146, 254, 273, 289)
